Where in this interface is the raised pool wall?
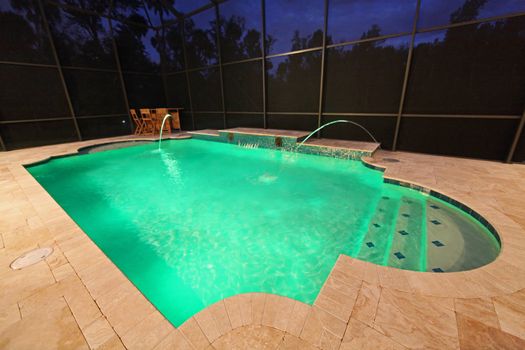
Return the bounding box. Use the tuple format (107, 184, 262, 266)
(190, 131, 374, 160)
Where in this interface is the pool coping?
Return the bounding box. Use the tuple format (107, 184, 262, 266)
(2, 134, 525, 349)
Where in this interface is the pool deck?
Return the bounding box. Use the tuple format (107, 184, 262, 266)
(1, 133, 525, 349)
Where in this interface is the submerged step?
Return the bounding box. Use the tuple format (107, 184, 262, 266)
(425, 198, 467, 272)
(356, 195, 401, 265)
(387, 196, 426, 271)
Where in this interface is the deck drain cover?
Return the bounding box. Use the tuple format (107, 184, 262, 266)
(10, 247, 53, 270)
(382, 158, 400, 163)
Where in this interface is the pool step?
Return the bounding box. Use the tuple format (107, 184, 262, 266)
(356, 195, 401, 265)
(387, 196, 426, 271)
(425, 199, 466, 272)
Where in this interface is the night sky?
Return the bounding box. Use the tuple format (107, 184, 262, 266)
(2, 0, 524, 62)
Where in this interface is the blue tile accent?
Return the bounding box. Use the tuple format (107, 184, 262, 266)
(430, 204, 440, 209)
(398, 230, 409, 235)
(401, 213, 410, 218)
(373, 223, 381, 228)
(432, 240, 445, 247)
(394, 252, 405, 260)
(430, 219, 441, 225)
(366, 242, 375, 248)
(432, 268, 444, 273)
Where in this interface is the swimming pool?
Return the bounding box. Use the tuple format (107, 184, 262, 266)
(26, 138, 500, 326)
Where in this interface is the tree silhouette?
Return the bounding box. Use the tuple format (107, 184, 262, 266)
(183, 12, 218, 69)
(164, 21, 185, 71)
(0, 0, 52, 63)
(404, 0, 525, 117)
(323, 24, 408, 114)
(113, 20, 161, 72)
(55, 0, 108, 14)
(43, 4, 115, 68)
(450, 0, 488, 23)
(218, 14, 262, 61)
(266, 27, 323, 112)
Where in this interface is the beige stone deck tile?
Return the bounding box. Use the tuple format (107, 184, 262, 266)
(43, 215, 81, 238)
(179, 316, 211, 349)
(18, 281, 63, 318)
(224, 295, 243, 329)
(442, 273, 497, 299)
(456, 314, 525, 350)
(300, 306, 347, 347)
(95, 280, 139, 317)
(27, 215, 45, 230)
(493, 289, 525, 340)
(376, 267, 413, 293)
(322, 273, 362, 297)
(454, 297, 500, 329)
(314, 286, 357, 322)
(251, 293, 267, 325)
(350, 258, 380, 286)
(45, 243, 68, 270)
(96, 335, 126, 350)
(341, 318, 405, 350)
(209, 300, 233, 336)
(154, 329, 194, 350)
(82, 316, 116, 349)
(211, 325, 285, 350)
(62, 240, 105, 273)
(262, 294, 294, 331)
(0, 303, 21, 335)
(0, 249, 18, 277)
(2, 226, 52, 255)
(319, 328, 342, 350)
(329, 258, 369, 289)
(121, 311, 174, 350)
(60, 275, 103, 330)
(273, 296, 295, 332)
(448, 270, 514, 299)
(0, 208, 27, 233)
(405, 271, 470, 298)
(77, 260, 129, 300)
(237, 294, 253, 326)
(286, 301, 310, 337)
(52, 262, 76, 281)
(57, 233, 92, 253)
(278, 333, 318, 350)
(0, 298, 89, 350)
(351, 281, 381, 327)
(373, 289, 459, 349)
(0, 262, 56, 309)
(195, 307, 222, 343)
(101, 290, 156, 336)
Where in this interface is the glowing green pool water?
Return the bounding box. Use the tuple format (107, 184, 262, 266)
(27, 139, 499, 326)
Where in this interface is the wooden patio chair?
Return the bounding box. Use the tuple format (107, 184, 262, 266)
(169, 108, 182, 133)
(139, 108, 154, 135)
(130, 109, 145, 135)
(152, 108, 172, 135)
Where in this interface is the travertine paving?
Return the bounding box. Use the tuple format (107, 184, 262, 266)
(1, 135, 525, 349)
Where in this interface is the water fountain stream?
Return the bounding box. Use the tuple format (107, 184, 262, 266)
(297, 120, 379, 149)
(158, 114, 172, 150)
